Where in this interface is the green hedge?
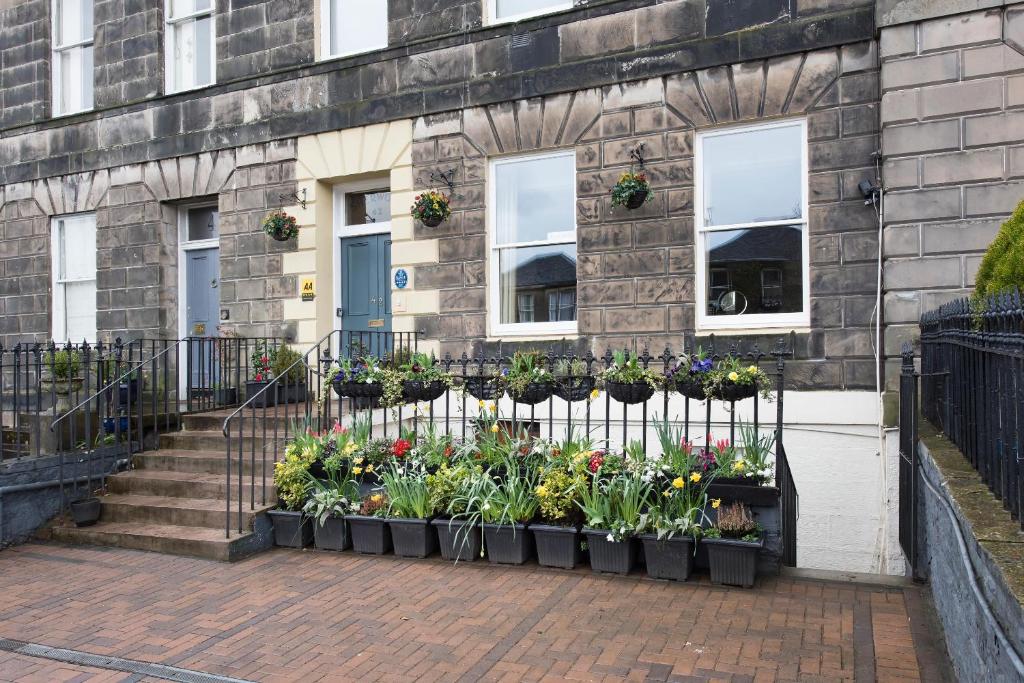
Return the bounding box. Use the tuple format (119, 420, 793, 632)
(974, 197, 1024, 301)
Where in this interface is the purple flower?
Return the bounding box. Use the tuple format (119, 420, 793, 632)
(691, 358, 713, 374)
(501, 368, 510, 377)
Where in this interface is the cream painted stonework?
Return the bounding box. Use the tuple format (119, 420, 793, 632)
(286, 120, 440, 353)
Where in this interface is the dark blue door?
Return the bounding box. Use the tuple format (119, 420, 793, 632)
(340, 233, 390, 357)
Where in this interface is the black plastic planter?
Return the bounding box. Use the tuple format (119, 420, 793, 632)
(673, 376, 706, 401)
(554, 376, 595, 402)
(245, 380, 277, 407)
(347, 515, 393, 555)
(482, 523, 533, 565)
(332, 378, 385, 399)
(703, 536, 763, 588)
(605, 381, 655, 405)
(509, 382, 554, 405)
(531, 524, 583, 569)
(583, 529, 637, 575)
(639, 534, 695, 582)
(463, 376, 504, 401)
(70, 498, 101, 527)
(625, 188, 649, 209)
(402, 379, 447, 402)
(389, 518, 438, 558)
(313, 515, 350, 551)
(267, 509, 312, 548)
(277, 383, 308, 405)
(708, 383, 757, 402)
(432, 518, 481, 562)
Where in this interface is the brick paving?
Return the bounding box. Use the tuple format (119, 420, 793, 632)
(0, 543, 951, 683)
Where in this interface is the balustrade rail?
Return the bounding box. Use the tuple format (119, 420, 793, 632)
(920, 291, 1024, 528)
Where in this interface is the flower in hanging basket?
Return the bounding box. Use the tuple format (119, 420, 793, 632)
(262, 209, 299, 241)
(611, 171, 652, 210)
(410, 190, 452, 227)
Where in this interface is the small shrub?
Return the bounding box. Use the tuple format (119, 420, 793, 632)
(707, 502, 761, 542)
(271, 344, 305, 383)
(46, 349, 82, 380)
(974, 198, 1024, 301)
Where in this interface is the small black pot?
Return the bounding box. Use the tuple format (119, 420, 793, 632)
(554, 376, 595, 402)
(420, 214, 444, 228)
(482, 523, 533, 565)
(583, 529, 638, 575)
(625, 188, 650, 210)
(267, 509, 312, 548)
(245, 380, 278, 407)
(673, 376, 706, 401)
(704, 536, 763, 588)
(102, 416, 130, 435)
(117, 378, 141, 408)
(313, 515, 350, 551)
(346, 515, 393, 555)
(509, 382, 554, 405)
(463, 376, 504, 401)
(605, 381, 655, 405)
(432, 518, 481, 562)
(277, 383, 308, 405)
(639, 534, 695, 582)
(389, 518, 438, 558)
(402, 379, 447, 402)
(70, 497, 101, 527)
(332, 377, 385, 399)
(531, 524, 583, 569)
(708, 383, 758, 402)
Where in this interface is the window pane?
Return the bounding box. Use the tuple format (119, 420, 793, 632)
(345, 190, 391, 225)
(63, 280, 97, 342)
(702, 124, 803, 227)
(194, 16, 212, 86)
(58, 215, 96, 280)
(169, 0, 196, 20)
(495, 0, 566, 19)
(330, 0, 388, 56)
(81, 44, 93, 110)
(173, 19, 195, 90)
(704, 226, 803, 317)
(498, 244, 576, 324)
(187, 207, 218, 241)
(494, 154, 575, 245)
(82, 0, 93, 38)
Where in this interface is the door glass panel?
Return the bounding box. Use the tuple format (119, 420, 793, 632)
(187, 207, 219, 241)
(345, 190, 391, 225)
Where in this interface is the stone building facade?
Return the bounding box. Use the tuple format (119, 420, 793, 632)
(0, 0, 1021, 572)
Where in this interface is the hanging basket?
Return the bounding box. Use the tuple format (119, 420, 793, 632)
(554, 376, 595, 402)
(332, 376, 384, 399)
(625, 188, 649, 209)
(605, 381, 655, 405)
(509, 382, 554, 405)
(402, 379, 446, 402)
(673, 375, 706, 401)
(420, 214, 444, 228)
(708, 383, 757, 402)
(262, 210, 298, 242)
(463, 376, 504, 401)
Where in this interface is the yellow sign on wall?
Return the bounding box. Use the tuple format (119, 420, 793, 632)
(301, 278, 315, 302)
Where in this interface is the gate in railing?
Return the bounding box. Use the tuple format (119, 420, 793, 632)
(221, 331, 800, 567)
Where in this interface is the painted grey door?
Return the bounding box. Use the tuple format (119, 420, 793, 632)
(340, 233, 391, 357)
(186, 247, 220, 388)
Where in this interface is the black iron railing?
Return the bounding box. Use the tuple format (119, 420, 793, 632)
(920, 292, 1024, 528)
(898, 343, 920, 574)
(185, 335, 284, 413)
(222, 332, 798, 566)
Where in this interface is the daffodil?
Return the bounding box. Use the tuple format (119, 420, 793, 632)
(732, 460, 745, 471)
(371, 494, 382, 503)
(535, 485, 548, 497)
(590, 388, 600, 400)
(488, 401, 496, 412)
(352, 466, 363, 475)
(478, 399, 486, 409)
(728, 371, 739, 382)
(747, 365, 758, 374)
(672, 477, 685, 489)
(711, 498, 721, 509)
(354, 457, 365, 465)
(663, 490, 672, 498)
(689, 472, 701, 483)
(366, 464, 375, 473)
(490, 423, 499, 433)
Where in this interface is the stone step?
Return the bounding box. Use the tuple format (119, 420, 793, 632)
(133, 449, 272, 477)
(180, 406, 407, 434)
(107, 469, 276, 502)
(51, 520, 271, 562)
(99, 493, 272, 529)
(159, 430, 287, 452)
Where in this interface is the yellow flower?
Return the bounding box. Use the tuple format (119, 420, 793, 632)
(728, 371, 739, 382)
(352, 466, 363, 475)
(671, 477, 685, 489)
(490, 424, 499, 433)
(371, 494, 382, 503)
(689, 472, 701, 483)
(354, 457, 365, 465)
(590, 388, 600, 400)
(711, 498, 721, 509)
(366, 464, 375, 473)
(478, 399, 486, 409)
(535, 485, 548, 497)
(343, 442, 358, 455)
(747, 365, 758, 374)
(732, 460, 745, 471)
(663, 490, 672, 498)
(488, 401, 496, 412)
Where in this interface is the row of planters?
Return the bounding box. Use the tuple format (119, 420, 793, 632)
(268, 410, 776, 588)
(324, 349, 773, 409)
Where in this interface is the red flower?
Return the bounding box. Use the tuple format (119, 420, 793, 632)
(332, 422, 346, 434)
(588, 451, 605, 474)
(392, 438, 412, 459)
(254, 373, 263, 381)
(443, 445, 453, 458)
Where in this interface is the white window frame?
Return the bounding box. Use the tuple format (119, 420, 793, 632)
(164, 0, 216, 94)
(51, 0, 94, 116)
(51, 213, 97, 343)
(694, 118, 810, 331)
(331, 179, 392, 332)
(485, 0, 574, 24)
(318, 0, 388, 61)
(488, 150, 578, 338)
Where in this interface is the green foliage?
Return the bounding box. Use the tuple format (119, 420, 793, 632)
(576, 473, 653, 541)
(477, 455, 540, 525)
(610, 170, 652, 208)
(535, 467, 585, 525)
(505, 350, 554, 398)
(426, 462, 479, 515)
(598, 350, 663, 389)
(974, 198, 1024, 301)
(702, 357, 773, 400)
(274, 446, 315, 511)
(410, 190, 452, 224)
(271, 344, 305, 383)
(251, 343, 275, 381)
(381, 463, 435, 519)
(261, 210, 299, 240)
(46, 349, 82, 380)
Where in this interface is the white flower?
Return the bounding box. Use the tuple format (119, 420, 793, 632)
(606, 533, 614, 542)
(482, 503, 490, 511)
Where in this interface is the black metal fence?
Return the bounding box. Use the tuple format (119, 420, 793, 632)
(184, 335, 284, 412)
(898, 343, 919, 573)
(221, 331, 799, 566)
(920, 292, 1024, 529)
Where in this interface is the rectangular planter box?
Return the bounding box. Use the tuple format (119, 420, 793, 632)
(639, 534, 695, 582)
(432, 518, 481, 562)
(267, 509, 312, 548)
(583, 529, 637, 575)
(531, 524, 583, 569)
(347, 515, 392, 555)
(313, 515, 350, 551)
(482, 523, 533, 565)
(245, 380, 277, 407)
(703, 536, 763, 588)
(277, 383, 308, 405)
(389, 518, 437, 558)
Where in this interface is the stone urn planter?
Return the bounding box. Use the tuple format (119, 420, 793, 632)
(267, 509, 312, 548)
(41, 377, 84, 414)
